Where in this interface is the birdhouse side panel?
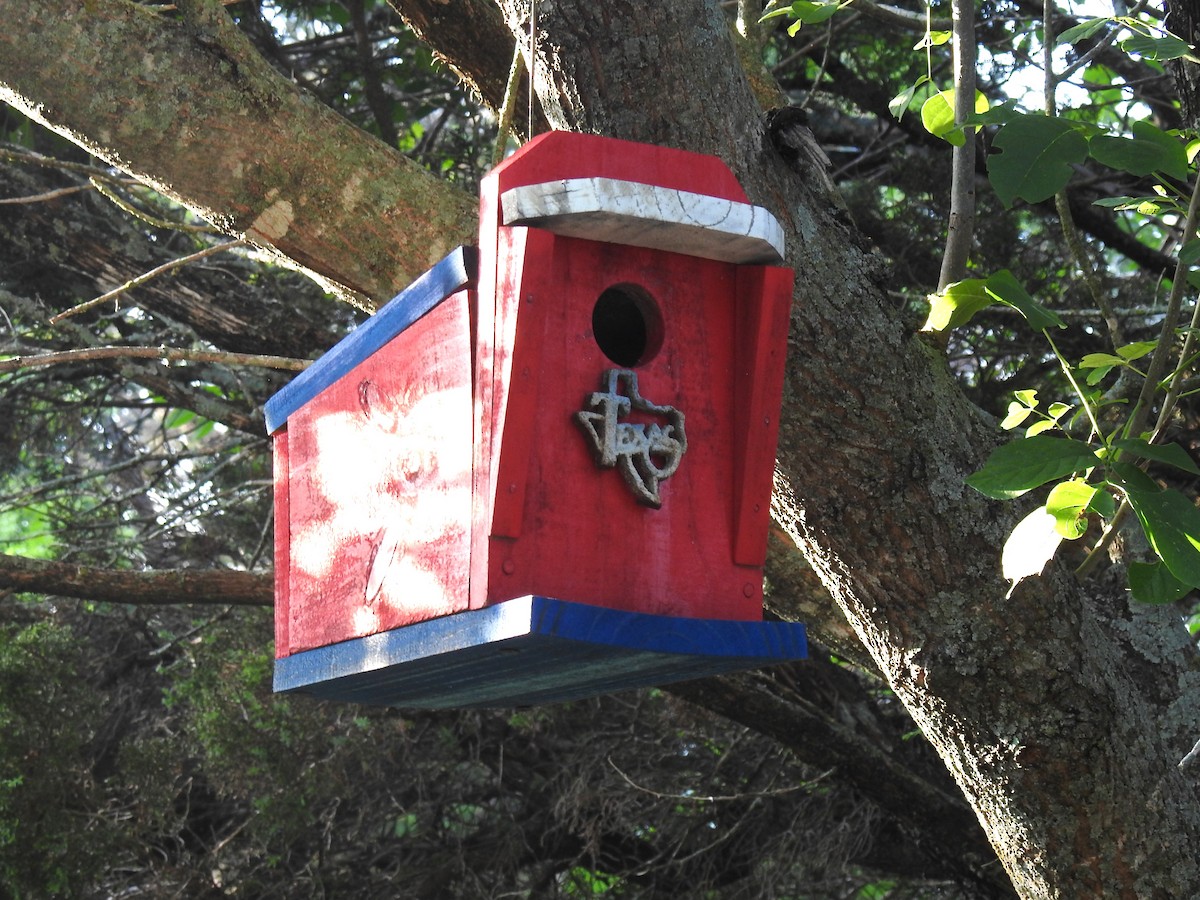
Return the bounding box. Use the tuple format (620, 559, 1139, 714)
(732, 264, 795, 566)
(273, 429, 292, 659)
(485, 234, 763, 621)
(281, 291, 474, 655)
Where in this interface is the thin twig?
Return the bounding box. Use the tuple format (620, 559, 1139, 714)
(1076, 171, 1200, 578)
(0, 344, 310, 375)
(0, 145, 123, 180)
(936, 0, 977, 292)
(89, 177, 211, 233)
(1058, 0, 1151, 82)
(853, 0, 952, 31)
(607, 756, 834, 802)
(492, 41, 525, 165)
(1125, 171, 1200, 442)
(1055, 192, 1125, 349)
(0, 183, 93, 205)
(48, 240, 248, 323)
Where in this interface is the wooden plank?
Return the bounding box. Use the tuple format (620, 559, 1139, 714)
(486, 227, 555, 540)
(501, 178, 784, 264)
(272, 428, 291, 658)
(469, 168, 506, 609)
(494, 132, 750, 203)
(732, 265, 794, 566)
(273, 595, 808, 708)
(282, 291, 474, 653)
(263, 246, 477, 434)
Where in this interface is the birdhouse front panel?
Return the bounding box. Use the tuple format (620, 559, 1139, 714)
(477, 229, 765, 620)
(469, 133, 794, 622)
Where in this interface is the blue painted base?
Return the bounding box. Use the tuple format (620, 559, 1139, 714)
(274, 596, 808, 708)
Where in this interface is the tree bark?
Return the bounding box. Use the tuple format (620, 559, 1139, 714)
(0, 0, 476, 306)
(489, 1, 1200, 895)
(2, 0, 1199, 895)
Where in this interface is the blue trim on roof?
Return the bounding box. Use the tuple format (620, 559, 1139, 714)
(264, 246, 478, 433)
(274, 596, 807, 709)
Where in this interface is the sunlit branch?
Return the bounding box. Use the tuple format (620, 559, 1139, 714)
(0, 552, 272, 606)
(0, 344, 310, 375)
(89, 177, 213, 233)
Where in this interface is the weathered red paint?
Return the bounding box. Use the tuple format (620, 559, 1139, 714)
(271, 132, 792, 659)
(281, 292, 473, 653)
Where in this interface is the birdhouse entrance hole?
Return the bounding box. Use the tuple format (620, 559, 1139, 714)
(591, 283, 662, 367)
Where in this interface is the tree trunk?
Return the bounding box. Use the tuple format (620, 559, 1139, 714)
(1, 0, 1199, 894)
(493, 1, 1200, 895)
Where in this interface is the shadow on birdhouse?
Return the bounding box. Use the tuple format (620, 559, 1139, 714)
(265, 132, 807, 708)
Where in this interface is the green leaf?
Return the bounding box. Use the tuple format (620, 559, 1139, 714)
(1110, 460, 1162, 494)
(984, 269, 1066, 331)
(920, 89, 989, 146)
(1079, 352, 1129, 368)
(1131, 121, 1190, 180)
(1128, 560, 1192, 604)
(1002, 506, 1064, 596)
(1090, 486, 1117, 518)
(966, 435, 1101, 499)
(913, 29, 953, 49)
(1111, 438, 1200, 475)
(1026, 419, 1057, 436)
(989, 115, 1089, 207)
(1120, 33, 1195, 62)
(888, 75, 930, 120)
(165, 409, 196, 429)
(1125, 487, 1200, 587)
(921, 91, 962, 145)
(1088, 123, 1188, 180)
(1057, 17, 1110, 45)
(783, 0, 840, 26)
(1116, 340, 1157, 361)
(963, 98, 1022, 127)
(1001, 402, 1034, 430)
(1181, 240, 1200, 268)
(923, 279, 992, 331)
(1013, 388, 1039, 407)
(1047, 402, 1072, 420)
(1045, 479, 1099, 538)
(1093, 195, 1175, 214)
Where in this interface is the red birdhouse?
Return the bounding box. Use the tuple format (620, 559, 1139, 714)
(266, 133, 806, 708)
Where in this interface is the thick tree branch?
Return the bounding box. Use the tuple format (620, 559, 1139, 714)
(0, 0, 476, 306)
(0, 553, 272, 606)
(668, 671, 1014, 898)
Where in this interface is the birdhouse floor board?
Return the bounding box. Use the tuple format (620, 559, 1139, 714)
(263, 246, 478, 434)
(273, 596, 808, 708)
